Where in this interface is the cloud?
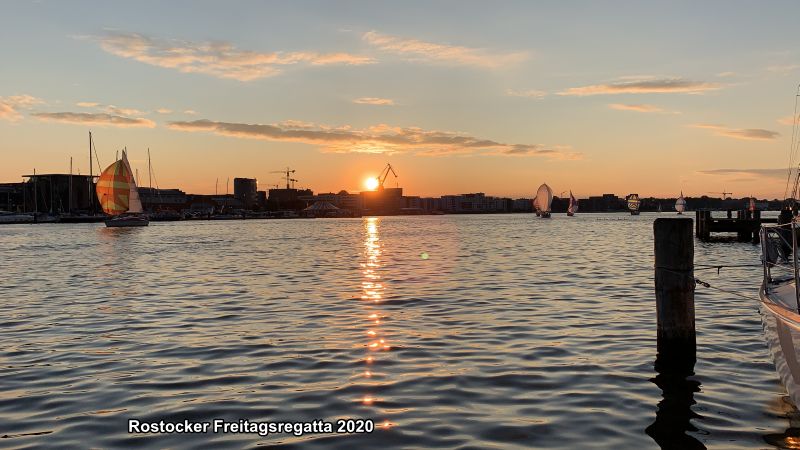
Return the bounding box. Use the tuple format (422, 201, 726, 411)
(691, 123, 779, 141)
(778, 115, 798, 125)
(362, 31, 527, 68)
(353, 97, 395, 106)
(505, 89, 547, 99)
(183, 109, 197, 115)
(32, 112, 155, 128)
(716, 71, 737, 77)
(766, 64, 800, 74)
(156, 108, 172, 114)
(74, 101, 147, 116)
(608, 103, 679, 114)
(558, 77, 722, 96)
(90, 31, 374, 81)
(77, 101, 99, 108)
(698, 168, 790, 179)
(167, 118, 580, 159)
(0, 95, 44, 121)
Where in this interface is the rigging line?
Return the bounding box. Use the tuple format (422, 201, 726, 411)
(787, 85, 800, 200)
(656, 266, 760, 302)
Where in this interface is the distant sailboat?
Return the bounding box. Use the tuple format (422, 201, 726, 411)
(567, 191, 578, 216)
(749, 197, 757, 213)
(627, 194, 641, 215)
(96, 150, 149, 227)
(658, 203, 663, 213)
(675, 192, 686, 215)
(536, 183, 553, 218)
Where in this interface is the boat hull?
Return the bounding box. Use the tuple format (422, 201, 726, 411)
(630, 210, 640, 215)
(540, 212, 551, 218)
(760, 283, 800, 406)
(105, 216, 149, 227)
(566, 212, 574, 217)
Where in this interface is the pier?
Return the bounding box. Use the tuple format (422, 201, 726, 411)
(695, 210, 777, 243)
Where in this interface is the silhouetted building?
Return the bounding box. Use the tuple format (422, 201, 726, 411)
(268, 188, 314, 210)
(22, 174, 95, 213)
(361, 187, 403, 215)
(139, 187, 188, 212)
(234, 178, 258, 209)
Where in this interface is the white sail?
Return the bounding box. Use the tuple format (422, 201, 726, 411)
(568, 191, 578, 214)
(536, 183, 553, 213)
(749, 197, 756, 212)
(122, 151, 143, 214)
(675, 192, 686, 213)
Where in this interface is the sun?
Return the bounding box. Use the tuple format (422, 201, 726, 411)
(365, 177, 380, 190)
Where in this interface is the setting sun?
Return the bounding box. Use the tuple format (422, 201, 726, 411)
(365, 177, 380, 190)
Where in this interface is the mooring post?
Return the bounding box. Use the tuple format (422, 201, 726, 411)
(654, 218, 696, 363)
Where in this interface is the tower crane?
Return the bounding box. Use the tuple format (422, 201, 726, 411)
(378, 163, 398, 189)
(270, 167, 296, 189)
(710, 190, 733, 199)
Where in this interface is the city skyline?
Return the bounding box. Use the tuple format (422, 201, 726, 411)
(2, 1, 800, 198)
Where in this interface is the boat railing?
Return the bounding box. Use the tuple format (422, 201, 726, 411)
(761, 221, 800, 309)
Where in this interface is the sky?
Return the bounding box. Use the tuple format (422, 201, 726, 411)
(2, 0, 800, 198)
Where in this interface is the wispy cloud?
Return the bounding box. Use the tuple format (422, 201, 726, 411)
(362, 31, 527, 68)
(505, 89, 547, 99)
(698, 168, 790, 179)
(716, 71, 737, 77)
(75, 101, 147, 116)
(608, 103, 678, 114)
(0, 95, 44, 121)
(353, 97, 395, 106)
(32, 112, 155, 128)
(691, 123, 780, 141)
(766, 64, 800, 74)
(167, 118, 580, 159)
(89, 31, 374, 81)
(183, 109, 197, 115)
(558, 77, 721, 96)
(156, 108, 172, 114)
(778, 115, 798, 126)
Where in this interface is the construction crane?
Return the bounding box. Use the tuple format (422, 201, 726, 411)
(289, 178, 299, 189)
(378, 163, 398, 189)
(710, 191, 733, 199)
(270, 167, 295, 189)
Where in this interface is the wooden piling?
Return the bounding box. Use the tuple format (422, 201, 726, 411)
(654, 218, 696, 361)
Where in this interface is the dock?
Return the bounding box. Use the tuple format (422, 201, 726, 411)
(695, 210, 777, 242)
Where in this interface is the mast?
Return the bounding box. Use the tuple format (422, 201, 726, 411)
(33, 168, 37, 214)
(89, 131, 93, 214)
(69, 157, 73, 214)
(148, 148, 152, 190)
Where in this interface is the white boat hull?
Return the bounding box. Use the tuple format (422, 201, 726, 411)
(760, 282, 800, 406)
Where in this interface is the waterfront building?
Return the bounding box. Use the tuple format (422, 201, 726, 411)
(21, 174, 95, 214)
(233, 178, 258, 209)
(139, 188, 188, 212)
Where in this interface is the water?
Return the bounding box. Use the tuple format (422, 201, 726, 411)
(0, 213, 795, 449)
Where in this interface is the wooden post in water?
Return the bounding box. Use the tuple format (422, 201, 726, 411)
(654, 218, 696, 362)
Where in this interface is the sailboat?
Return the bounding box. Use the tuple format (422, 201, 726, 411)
(96, 150, 149, 227)
(533, 197, 541, 217)
(627, 194, 641, 215)
(567, 191, 578, 216)
(536, 183, 553, 218)
(675, 192, 686, 215)
(749, 197, 757, 213)
(758, 86, 800, 407)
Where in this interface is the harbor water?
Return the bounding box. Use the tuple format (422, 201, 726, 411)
(1, 213, 795, 449)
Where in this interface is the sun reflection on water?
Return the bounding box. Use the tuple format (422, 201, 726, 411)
(359, 217, 393, 424)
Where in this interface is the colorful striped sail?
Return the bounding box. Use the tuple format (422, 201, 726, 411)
(96, 152, 136, 216)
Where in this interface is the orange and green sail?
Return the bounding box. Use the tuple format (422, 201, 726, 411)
(95, 151, 143, 216)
